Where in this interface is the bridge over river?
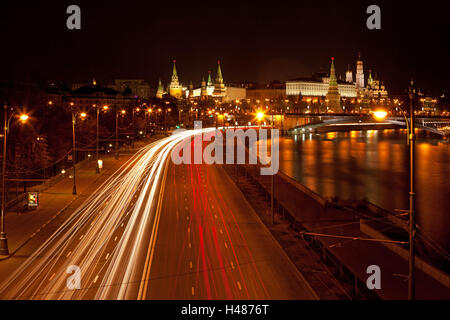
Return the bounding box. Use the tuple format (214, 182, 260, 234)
(272, 113, 450, 136)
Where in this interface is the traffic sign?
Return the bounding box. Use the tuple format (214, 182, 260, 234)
(27, 192, 39, 208)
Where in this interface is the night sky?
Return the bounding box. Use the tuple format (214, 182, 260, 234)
(1, 0, 449, 94)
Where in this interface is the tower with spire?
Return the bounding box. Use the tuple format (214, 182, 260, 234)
(213, 60, 226, 97)
(356, 52, 364, 89)
(206, 71, 214, 96)
(325, 57, 342, 112)
(169, 60, 182, 99)
(188, 81, 194, 98)
(345, 64, 353, 83)
(367, 69, 374, 89)
(156, 79, 165, 99)
(201, 76, 207, 97)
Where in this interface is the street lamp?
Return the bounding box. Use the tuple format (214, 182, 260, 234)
(145, 108, 152, 136)
(372, 80, 416, 299)
(132, 107, 138, 149)
(1, 103, 29, 255)
(271, 107, 274, 226)
(95, 105, 109, 174)
(71, 109, 86, 195)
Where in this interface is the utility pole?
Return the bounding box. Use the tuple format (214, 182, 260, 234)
(115, 106, 119, 160)
(96, 106, 100, 174)
(144, 108, 147, 137)
(0, 103, 9, 255)
(132, 107, 135, 149)
(271, 108, 274, 225)
(164, 105, 168, 136)
(408, 80, 416, 300)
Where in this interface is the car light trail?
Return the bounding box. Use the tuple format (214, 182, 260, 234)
(0, 128, 215, 300)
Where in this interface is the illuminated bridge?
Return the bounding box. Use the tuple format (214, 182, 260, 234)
(279, 113, 450, 136)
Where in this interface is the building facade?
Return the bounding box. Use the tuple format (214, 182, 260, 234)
(286, 77, 357, 98)
(286, 53, 388, 107)
(108, 79, 151, 99)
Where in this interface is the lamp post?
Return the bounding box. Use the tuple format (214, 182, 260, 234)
(71, 111, 86, 195)
(1, 103, 29, 255)
(407, 81, 416, 300)
(373, 80, 416, 299)
(96, 105, 109, 173)
(271, 108, 274, 225)
(132, 107, 136, 149)
(96, 106, 100, 174)
(164, 102, 169, 136)
(115, 107, 119, 160)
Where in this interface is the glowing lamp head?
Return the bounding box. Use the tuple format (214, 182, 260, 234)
(373, 110, 388, 120)
(103, 105, 109, 110)
(121, 110, 126, 114)
(19, 114, 29, 122)
(256, 112, 264, 120)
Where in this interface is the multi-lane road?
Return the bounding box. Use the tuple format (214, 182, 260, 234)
(0, 129, 316, 300)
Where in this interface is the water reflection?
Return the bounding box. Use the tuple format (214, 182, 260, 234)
(279, 129, 450, 270)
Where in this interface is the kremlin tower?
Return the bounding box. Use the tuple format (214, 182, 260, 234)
(367, 69, 374, 88)
(326, 57, 342, 113)
(345, 64, 353, 83)
(201, 76, 207, 97)
(169, 60, 182, 99)
(206, 71, 214, 95)
(156, 79, 165, 99)
(188, 81, 194, 98)
(213, 60, 226, 97)
(356, 52, 364, 89)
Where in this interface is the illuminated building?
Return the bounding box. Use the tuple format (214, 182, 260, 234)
(345, 65, 353, 83)
(108, 79, 151, 99)
(67, 83, 137, 109)
(286, 53, 388, 107)
(156, 79, 165, 99)
(169, 60, 183, 99)
(366, 70, 388, 99)
(186, 60, 246, 101)
(213, 60, 226, 97)
(200, 76, 207, 97)
(207, 71, 214, 95)
(286, 74, 357, 98)
(356, 52, 364, 89)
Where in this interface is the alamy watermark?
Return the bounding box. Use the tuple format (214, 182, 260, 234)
(171, 121, 279, 176)
(66, 264, 81, 290)
(366, 5, 381, 30)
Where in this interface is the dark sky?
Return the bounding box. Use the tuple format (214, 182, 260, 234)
(1, 0, 449, 94)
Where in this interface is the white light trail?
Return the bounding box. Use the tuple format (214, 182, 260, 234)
(0, 128, 214, 300)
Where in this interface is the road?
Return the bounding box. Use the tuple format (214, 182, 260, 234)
(0, 128, 316, 300)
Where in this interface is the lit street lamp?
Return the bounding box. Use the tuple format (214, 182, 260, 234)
(1, 103, 29, 255)
(71, 109, 87, 195)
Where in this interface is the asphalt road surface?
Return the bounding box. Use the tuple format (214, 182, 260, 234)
(0, 128, 316, 300)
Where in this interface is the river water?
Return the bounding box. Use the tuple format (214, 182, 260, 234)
(278, 129, 449, 271)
